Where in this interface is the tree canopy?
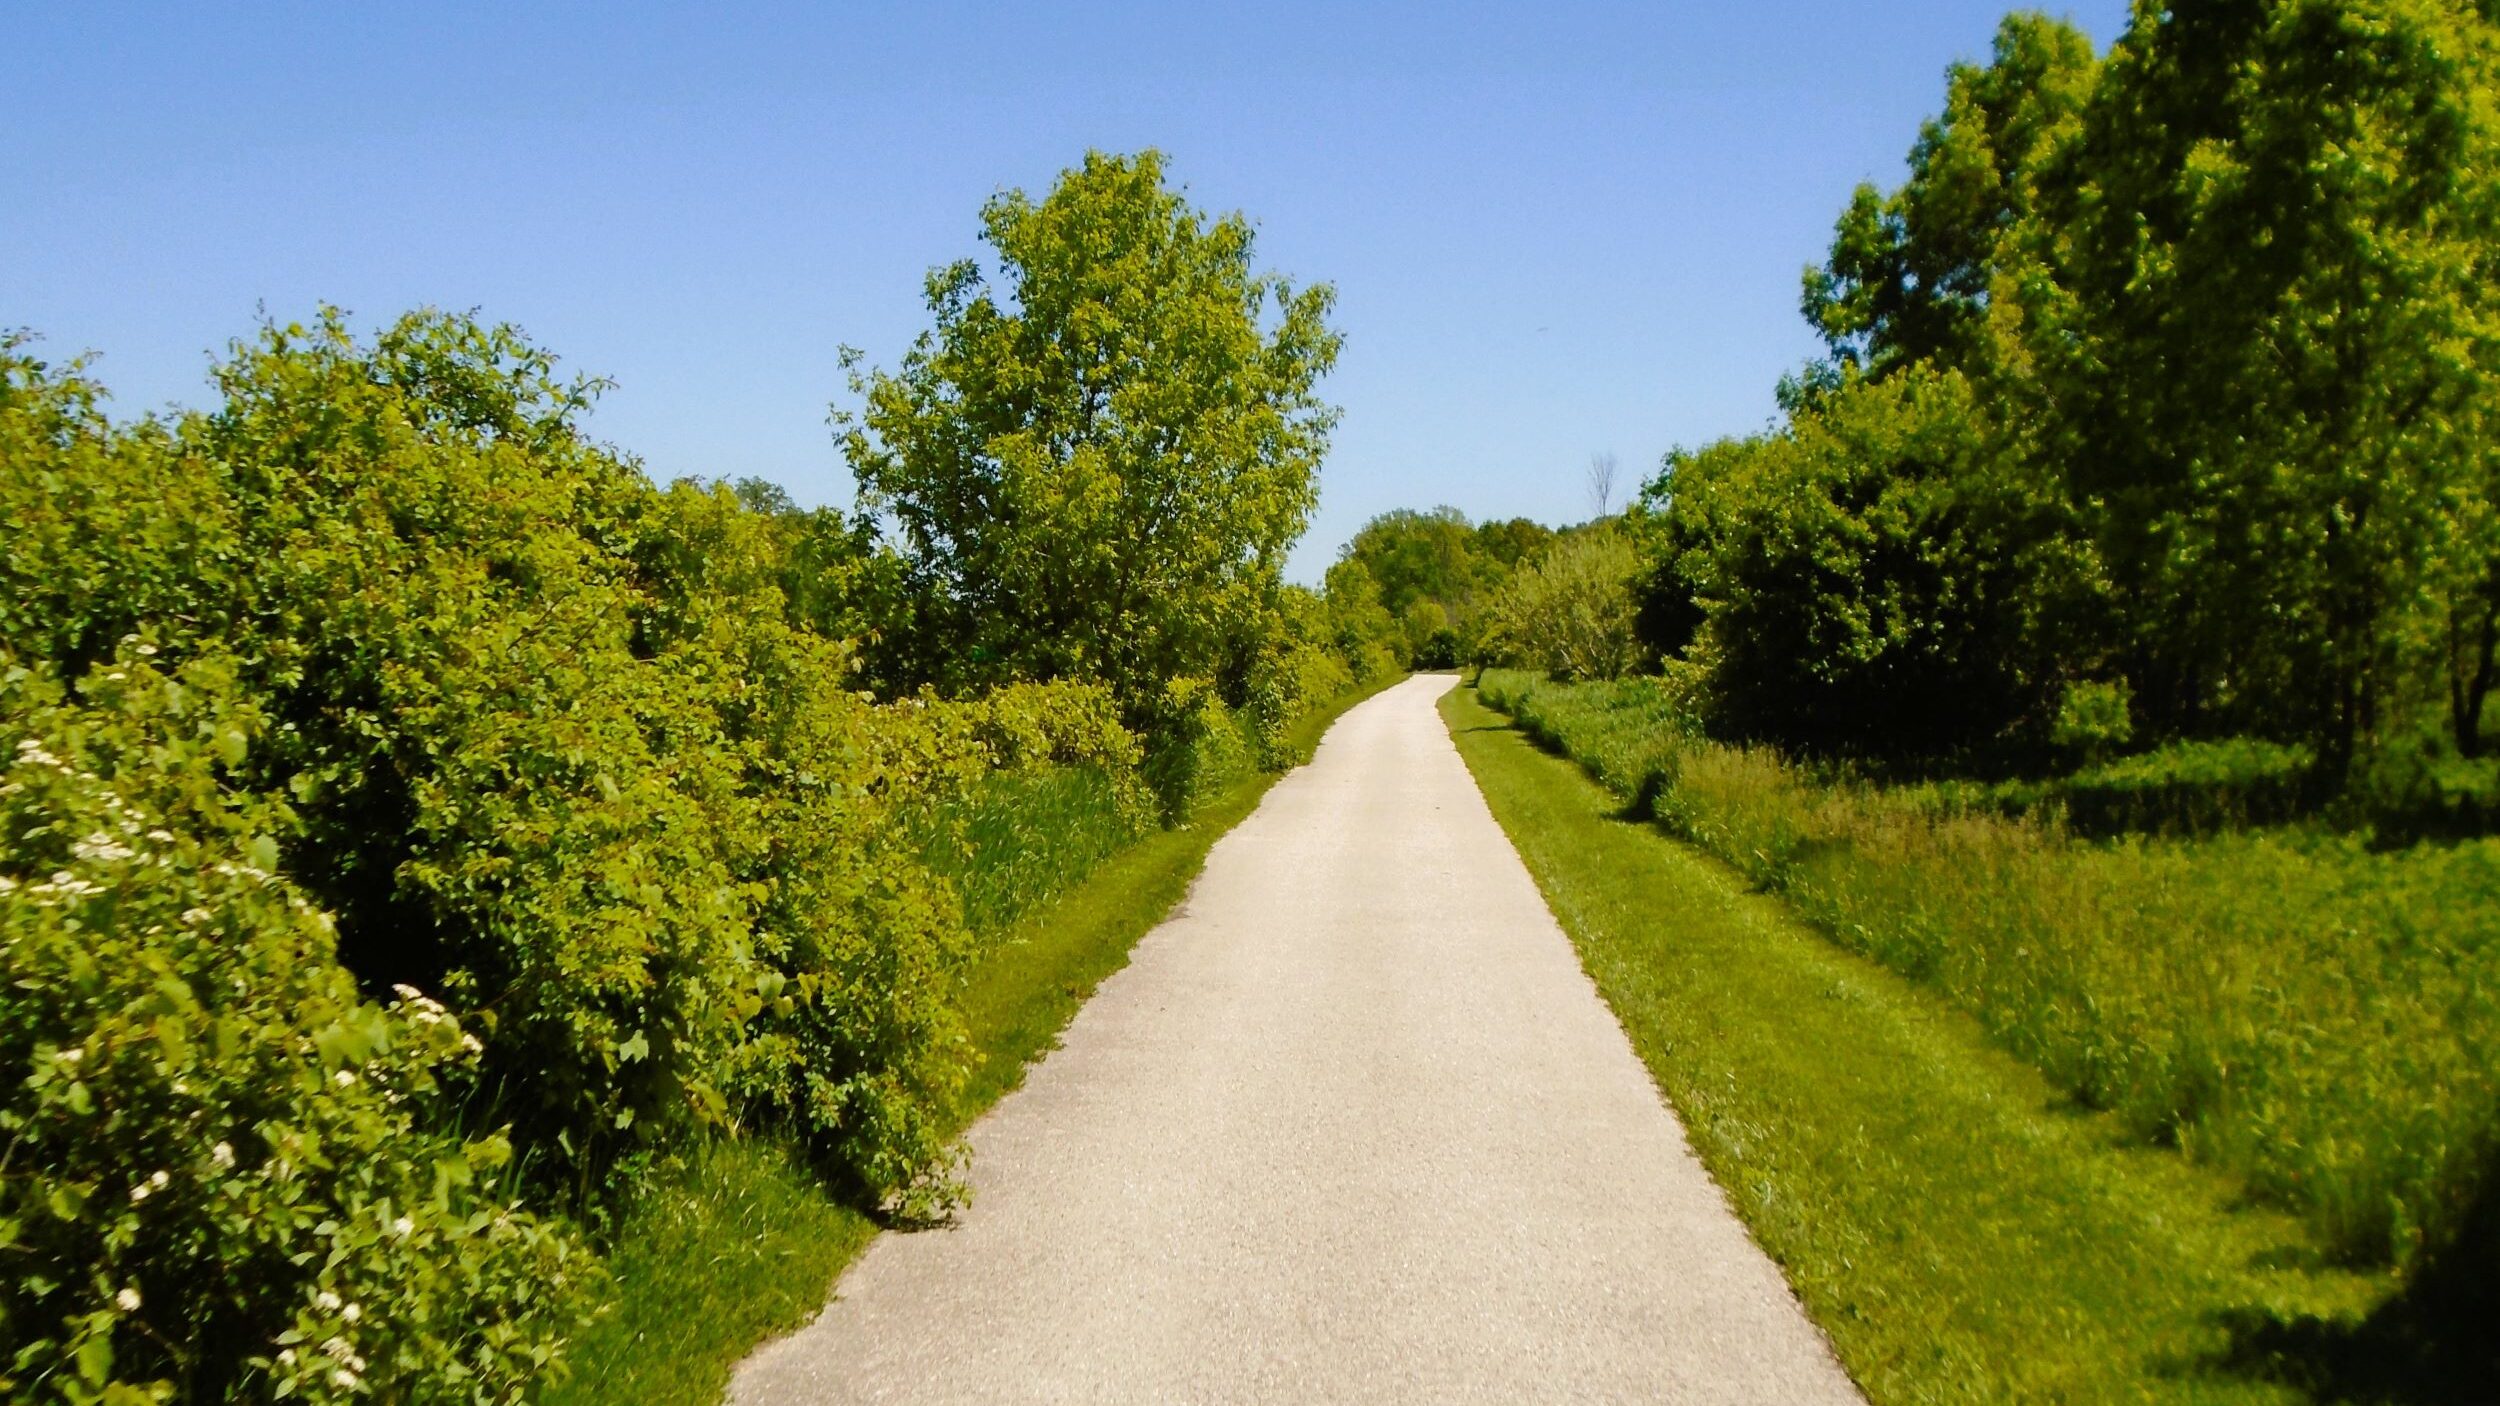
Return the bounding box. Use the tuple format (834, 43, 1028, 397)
(838, 149, 1342, 711)
(1642, 1, 2500, 779)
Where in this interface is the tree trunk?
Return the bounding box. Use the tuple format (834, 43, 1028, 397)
(2453, 579, 2500, 760)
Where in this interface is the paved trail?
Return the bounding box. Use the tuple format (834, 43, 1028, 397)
(733, 675, 1863, 1404)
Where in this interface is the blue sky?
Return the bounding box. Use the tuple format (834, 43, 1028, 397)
(4, 2, 2129, 582)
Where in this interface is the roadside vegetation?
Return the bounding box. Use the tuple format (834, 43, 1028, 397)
(1420, 2, 2500, 1395)
(1479, 671, 2500, 1300)
(549, 673, 1391, 1406)
(0, 150, 1405, 1402)
(1445, 685, 2413, 1405)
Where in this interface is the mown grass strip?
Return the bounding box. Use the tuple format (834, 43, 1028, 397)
(1440, 685, 2398, 1406)
(546, 676, 1400, 1406)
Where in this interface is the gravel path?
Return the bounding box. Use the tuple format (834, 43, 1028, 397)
(731, 674, 1864, 1404)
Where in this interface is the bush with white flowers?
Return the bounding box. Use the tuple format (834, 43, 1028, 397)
(0, 655, 596, 1403)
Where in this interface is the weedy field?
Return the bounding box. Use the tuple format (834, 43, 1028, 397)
(1477, 670, 2500, 1271)
(1473, 669, 2500, 1394)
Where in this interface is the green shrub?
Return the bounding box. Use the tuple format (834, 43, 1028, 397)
(0, 652, 597, 1403)
(2050, 679, 2134, 760)
(0, 317, 983, 1207)
(2054, 736, 2313, 837)
(889, 677, 1157, 942)
(1476, 529, 1646, 682)
(1139, 677, 1257, 823)
(1640, 368, 2083, 762)
(1241, 642, 1354, 772)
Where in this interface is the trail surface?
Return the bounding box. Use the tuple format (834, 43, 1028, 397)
(732, 675, 1862, 1404)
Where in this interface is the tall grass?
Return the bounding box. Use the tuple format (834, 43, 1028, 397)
(1478, 669, 2500, 1270)
(906, 765, 1155, 940)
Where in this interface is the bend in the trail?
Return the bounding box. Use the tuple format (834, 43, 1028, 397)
(732, 674, 1863, 1404)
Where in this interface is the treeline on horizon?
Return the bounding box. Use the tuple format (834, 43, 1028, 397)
(1346, 0, 2500, 817)
(0, 151, 1412, 1401)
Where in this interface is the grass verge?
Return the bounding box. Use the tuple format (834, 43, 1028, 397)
(1472, 670, 2500, 1274)
(1441, 684, 2409, 1405)
(545, 675, 1401, 1406)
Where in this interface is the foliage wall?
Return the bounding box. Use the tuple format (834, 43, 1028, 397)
(1639, 0, 2500, 785)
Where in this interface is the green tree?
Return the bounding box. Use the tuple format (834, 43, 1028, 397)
(1339, 507, 1479, 618)
(1477, 526, 1648, 682)
(1646, 368, 2074, 759)
(838, 149, 1342, 710)
(1803, 13, 2101, 381)
(1332, 507, 1558, 666)
(2046, 0, 2500, 775)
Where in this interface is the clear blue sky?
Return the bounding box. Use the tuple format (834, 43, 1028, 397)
(4, 2, 2128, 583)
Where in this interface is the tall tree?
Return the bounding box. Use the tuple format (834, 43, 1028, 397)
(838, 149, 1342, 708)
(2050, 0, 2500, 773)
(1802, 13, 2101, 381)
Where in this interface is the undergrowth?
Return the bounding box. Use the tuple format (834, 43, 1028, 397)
(1476, 669, 2500, 1275)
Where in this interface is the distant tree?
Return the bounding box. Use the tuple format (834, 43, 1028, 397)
(1339, 507, 1478, 618)
(1586, 451, 1618, 518)
(728, 475, 799, 518)
(837, 149, 1342, 709)
(1471, 516, 1555, 571)
(1478, 527, 1646, 682)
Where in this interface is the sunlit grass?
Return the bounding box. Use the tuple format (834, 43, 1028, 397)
(1476, 669, 2500, 1272)
(1443, 684, 2395, 1404)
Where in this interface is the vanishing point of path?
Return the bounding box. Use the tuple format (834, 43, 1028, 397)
(733, 675, 1864, 1404)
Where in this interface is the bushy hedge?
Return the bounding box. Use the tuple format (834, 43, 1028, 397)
(0, 317, 989, 1384)
(3, 316, 999, 1199)
(1, 310, 1385, 1395)
(1, 652, 597, 1404)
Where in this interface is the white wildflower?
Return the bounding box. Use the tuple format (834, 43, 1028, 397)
(72, 832, 135, 863)
(316, 1290, 343, 1313)
(340, 1303, 361, 1324)
(146, 828, 175, 842)
(133, 643, 158, 657)
(212, 1141, 235, 1169)
(149, 1170, 169, 1189)
(180, 907, 213, 925)
(115, 1287, 141, 1312)
(331, 1368, 359, 1390)
(331, 1069, 356, 1088)
(390, 1215, 415, 1238)
(317, 1337, 366, 1373)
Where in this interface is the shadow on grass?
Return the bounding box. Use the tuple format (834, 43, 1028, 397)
(2211, 1158, 2499, 1403)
